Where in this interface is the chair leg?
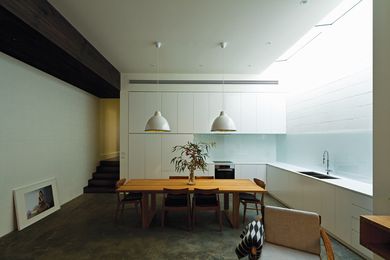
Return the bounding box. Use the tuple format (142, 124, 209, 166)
(218, 208, 223, 232)
(114, 202, 121, 222)
(121, 203, 125, 216)
(255, 203, 259, 215)
(243, 203, 247, 224)
(161, 209, 165, 227)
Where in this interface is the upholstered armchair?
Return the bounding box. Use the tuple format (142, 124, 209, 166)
(238, 206, 334, 259)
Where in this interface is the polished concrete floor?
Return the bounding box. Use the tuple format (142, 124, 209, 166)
(0, 193, 364, 260)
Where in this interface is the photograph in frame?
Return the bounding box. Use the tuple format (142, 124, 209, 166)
(13, 178, 60, 230)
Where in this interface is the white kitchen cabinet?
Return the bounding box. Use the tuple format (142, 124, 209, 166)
(224, 93, 241, 131)
(266, 165, 372, 259)
(161, 134, 193, 178)
(129, 92, 162, 133)
(208, 92, 223, 128)
(162, 92, 178, 133)
(178, 93, 194, 133)
(266, 165, 288, 202)
(241, 93, 257, 133)
(235, 164, 266, 182)
(257, 93, 286, 133)
(193, 93, 209, 133)
(144, 134, 162, 179)
(128, 134, 145, 179)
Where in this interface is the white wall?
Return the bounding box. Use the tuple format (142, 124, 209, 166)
(0, 53, 100, 237)
(194, 134, 277, 162)
(273, 0, 372, 183)
(373, 0, 390, 216)
(283, 0, 372, 133)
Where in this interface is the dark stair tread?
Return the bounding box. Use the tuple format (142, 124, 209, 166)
(88, 179, 117, 187)
(92, 172, 119, 179)
(83, 186, 116, 193)
(96, 166, 119, 173)
(100, 160, 119, 167)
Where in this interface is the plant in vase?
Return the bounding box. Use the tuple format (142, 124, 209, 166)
(170, 141, 215, 185)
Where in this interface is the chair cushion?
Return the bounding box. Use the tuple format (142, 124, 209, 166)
(194, 194, 218, 206)
(239, 192, 259, 202)
(264, 206, 321, 255)
(123, 192, 142, 201)
(261, 242, 319, 260)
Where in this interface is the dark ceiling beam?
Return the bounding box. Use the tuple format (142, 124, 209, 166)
(0, 0, 120, 98)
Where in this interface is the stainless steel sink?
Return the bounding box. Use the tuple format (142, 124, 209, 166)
(299, 171, 339, 180)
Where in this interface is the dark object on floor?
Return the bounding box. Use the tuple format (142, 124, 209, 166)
(84, 158, 119, 193)
(115, 179, 142, 222)
(235, 220, 264, 260)
(240, 178, 265, 224)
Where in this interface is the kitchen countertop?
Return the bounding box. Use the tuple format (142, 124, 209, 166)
(268, 162, 373, 197)
(207, 160, 372, 196)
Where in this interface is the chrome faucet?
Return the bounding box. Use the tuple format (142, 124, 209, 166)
(322, 150, 332, 175)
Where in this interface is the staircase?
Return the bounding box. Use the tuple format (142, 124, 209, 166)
(83, 159, 119, 193)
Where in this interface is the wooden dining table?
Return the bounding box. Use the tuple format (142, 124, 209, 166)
(117, 178, 266, 229)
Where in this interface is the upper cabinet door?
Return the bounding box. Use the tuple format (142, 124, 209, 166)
(241, 93, 257, 133)
(224, 93, 241, 132)
(257, 93, 286, 133)
(178, 93, 194, 133)
(162, 92, 178, 133)
(208, 92, 223, 130)
(193, 93, 209, 133)
(129, 92, 161, 133)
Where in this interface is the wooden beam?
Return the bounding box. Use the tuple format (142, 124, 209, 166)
(0, 0, 120, 98)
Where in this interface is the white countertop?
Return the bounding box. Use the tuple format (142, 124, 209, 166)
(268, 162, 373, 197)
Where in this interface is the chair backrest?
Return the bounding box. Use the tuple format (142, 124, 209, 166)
(194, 188, 219, 195)
(163, 188, 189, 195)
(264, 206, 321, 255)
(169, 176, 187, 179)
(195, 176, 214, 179)
(253, 178, 265, 189)
(116, 178, 126, 188)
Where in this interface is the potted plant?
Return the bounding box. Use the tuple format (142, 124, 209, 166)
(170, 141, 215, 185)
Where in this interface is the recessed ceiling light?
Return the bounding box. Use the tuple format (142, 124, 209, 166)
(266, 41, 272, 45)
(300, 0, 308, 5)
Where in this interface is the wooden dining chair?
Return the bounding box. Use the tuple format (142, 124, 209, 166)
(195, 176, 214, 179)
(240, 178, 266, 224)
(192, 188, 222, 231)
(161, 188, 192, 230)
(115, 178, 142, 222)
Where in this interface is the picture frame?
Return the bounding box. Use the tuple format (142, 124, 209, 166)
(13, 177, 60, 230)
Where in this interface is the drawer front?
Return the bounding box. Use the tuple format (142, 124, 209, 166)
(351, 192, 372, 212)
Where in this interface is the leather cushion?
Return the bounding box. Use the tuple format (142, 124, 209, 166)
(261, 242, 319, 259)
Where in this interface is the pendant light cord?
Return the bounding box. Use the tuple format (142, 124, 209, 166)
(156, 42, 161, 111)
(221, 42, 226, 111)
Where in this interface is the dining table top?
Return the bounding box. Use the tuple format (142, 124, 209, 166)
(117, 178, 266, 193)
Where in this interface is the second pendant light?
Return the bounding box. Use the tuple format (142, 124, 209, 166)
(211, 42, 237, 132)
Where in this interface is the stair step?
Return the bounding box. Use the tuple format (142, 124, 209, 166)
(92, 172, 119, 180)
(83, 186, 116, 193)
(88, 179, 117, 187)
(100, 160, 119, 167)
(96, 166, 119, 173)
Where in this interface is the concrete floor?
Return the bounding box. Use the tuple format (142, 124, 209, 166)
(0, 193, 363, 260)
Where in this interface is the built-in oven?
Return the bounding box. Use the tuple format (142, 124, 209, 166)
(213, 161, 235, 179)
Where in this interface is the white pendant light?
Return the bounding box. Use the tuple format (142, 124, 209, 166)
(145, 42, 171, 132)
(211, 42, 237, 132)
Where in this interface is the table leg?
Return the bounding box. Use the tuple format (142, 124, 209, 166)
(232, 192, 240, 228)
(224, 193, 229, 210)
(141, 192, 149, 228)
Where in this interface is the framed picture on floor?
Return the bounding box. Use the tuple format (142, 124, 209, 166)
(13, 177, 60, 230)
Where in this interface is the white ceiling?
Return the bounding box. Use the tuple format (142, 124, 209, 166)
(48, 0, 342, 74)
